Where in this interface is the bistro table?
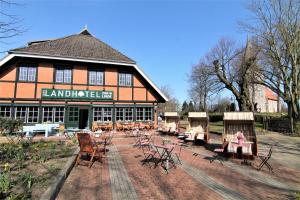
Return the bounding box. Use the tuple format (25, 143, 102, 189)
(93, 134, 110, 156)
(154, 144, 176, 173)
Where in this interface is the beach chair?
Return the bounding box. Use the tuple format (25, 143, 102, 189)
(185, 128, 197, 141)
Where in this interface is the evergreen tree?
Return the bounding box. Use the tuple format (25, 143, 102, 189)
(188, 101, 195, 112)
(181, 101, 188, 116)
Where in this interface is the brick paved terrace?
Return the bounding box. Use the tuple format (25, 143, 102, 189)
(57, 131, 300, 200)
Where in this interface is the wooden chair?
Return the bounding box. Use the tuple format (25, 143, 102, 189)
(116, 122, 123, 131)
(134, 122, 140, 130)
(256, 145, 273, 173)
(75, 132, 103, 168)
(106, 122, 113, 131)
(92, 122, 99, 132)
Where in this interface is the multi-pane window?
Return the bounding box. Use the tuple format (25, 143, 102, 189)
(27, 107, 39, 123)
(15, 107, 39, 123)
(15, 107, 27, 122)
(115, 107, 133, 121)
(19, 66, 36, 81)
(68, 107, 79, 122)
(43, 107, 53, 122)
(136, 107, 153, 121)
(55, 68, 72, 83)
(93, 107, 112, 122)
(144, 107, 152, 121)
(89, 71, 104, 85)
(54, 107, 64, 122)
(0, 106, 11, 118)
(119, 73, 132, 86)
(43, 107, 65, 123)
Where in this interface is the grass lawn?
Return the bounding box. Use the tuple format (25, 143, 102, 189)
(0, 140, 77, 199)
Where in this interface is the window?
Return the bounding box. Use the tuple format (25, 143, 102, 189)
(55, 68, 72, 83)
(119, 73, 132, 86)
(93, 107, 112, 122)
(136, 107, 153, 121)
(115, 107, 133, 121)
(68, 107, 79, 122)
(144, 107, 152, 121)
(15, 107, 39, 123)
(27, 107, 39, 123)
(43, 107, 53, 122)
(15, 107, 27, 122)
(19, 66, 36, 81)
(43, 107, 65, 123)
(89, 71, 104, 85)
(54, 107, 65, 122)
(0, 106, 11, 118)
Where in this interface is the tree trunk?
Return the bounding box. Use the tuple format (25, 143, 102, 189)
(288, 102, 294, 133)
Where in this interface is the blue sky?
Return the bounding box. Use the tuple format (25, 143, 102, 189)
(0, 0, 250, 103)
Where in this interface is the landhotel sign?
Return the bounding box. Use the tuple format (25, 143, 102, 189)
(41, 89, 113, 100)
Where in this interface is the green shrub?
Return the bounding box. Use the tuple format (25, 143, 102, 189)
(0, 118, 22, 135)
(0, 172, 11, 194)
(15, 150, 26, 171)
(1, 145, 18, 161)
(18, 172, 33, 190)
(209, 113, 223, 122)
(38, 150, 48, 163)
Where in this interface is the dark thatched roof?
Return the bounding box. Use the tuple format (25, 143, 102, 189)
(9, 29, 135, 64)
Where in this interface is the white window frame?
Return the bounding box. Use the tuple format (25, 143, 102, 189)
(19, 66, 36, 82)
(89, 71, 104, 85)
(93, 107, 112, 122)
(43, 107, 53, 122)
(54, 107, 65, 123)
(43, 107, 65, 123)
(0, 106, 11, 118)
(15, 106, 39, 123)
(56, 68, 72, 83)
(119, 73, 132, 86)
(27, 107, 39, 123)
(136, 107, 153, 121)
(115, 107, 133, 122)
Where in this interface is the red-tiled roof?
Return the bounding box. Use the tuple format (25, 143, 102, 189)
(265, 88, 278, 101)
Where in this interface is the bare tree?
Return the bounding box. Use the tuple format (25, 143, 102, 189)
(241, 0, 300, 132)
(157, 85, 180, 114)
(211, 38, 259, 111)
(188, 60, 222, 111)
(0, 0, 25, 45)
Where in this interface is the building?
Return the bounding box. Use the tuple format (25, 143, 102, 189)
(0, 28, 168, 129)
(253, 85, 279, 113)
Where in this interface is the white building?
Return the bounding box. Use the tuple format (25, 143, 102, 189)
(253, 85, 279, 113)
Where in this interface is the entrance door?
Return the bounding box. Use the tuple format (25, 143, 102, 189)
(79, 109, 89, 129)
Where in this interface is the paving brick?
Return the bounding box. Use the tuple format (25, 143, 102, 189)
(56, 130, 299, 200)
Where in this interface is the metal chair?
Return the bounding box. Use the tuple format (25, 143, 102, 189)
(210, 141, 228, 165)
(256, 145, 273, 173)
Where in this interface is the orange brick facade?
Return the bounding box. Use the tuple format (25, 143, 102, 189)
(0, 60, 160, 129)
